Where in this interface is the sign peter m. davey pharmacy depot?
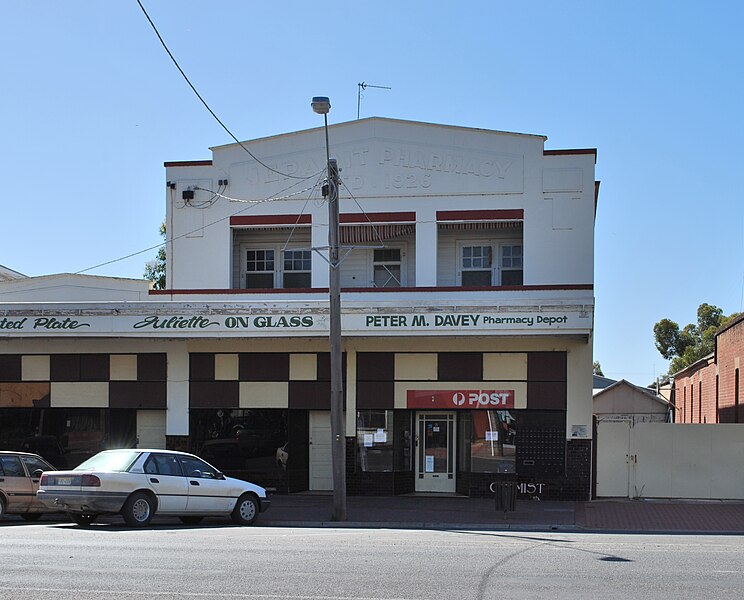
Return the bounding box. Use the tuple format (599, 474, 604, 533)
(0, 309, 590, 337)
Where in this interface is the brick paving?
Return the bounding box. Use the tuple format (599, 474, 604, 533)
(575, 500, 744, 533)
(262, 494, 744, 533)
(263, 494, 575, 529)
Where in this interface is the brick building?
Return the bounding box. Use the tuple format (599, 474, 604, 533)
(673, 314, 743, 423)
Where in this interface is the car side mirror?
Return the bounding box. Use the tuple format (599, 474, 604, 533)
(32, 469, 44, 478)
(216, 472, 225, 480)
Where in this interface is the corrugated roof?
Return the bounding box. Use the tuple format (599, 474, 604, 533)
(593, 379, 671, 407)
(0, 264, 27, 280)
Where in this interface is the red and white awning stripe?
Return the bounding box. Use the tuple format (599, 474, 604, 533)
(340, 224, 416, 244)
(438, 222, 522, 231)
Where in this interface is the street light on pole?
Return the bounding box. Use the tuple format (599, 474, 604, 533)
(311, 96, 346, 521)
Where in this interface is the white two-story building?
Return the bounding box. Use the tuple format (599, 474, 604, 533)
(0, 118, 598, 499)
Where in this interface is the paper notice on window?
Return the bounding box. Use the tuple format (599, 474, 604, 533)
(485, 430, 498, 442)
(364, 434, 374, 447)
(425, 455, 435, 473)
(571, 425, 589, 438)
(374, 429, 387, 443)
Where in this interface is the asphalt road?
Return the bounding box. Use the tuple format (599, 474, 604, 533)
(1, 516, 743, 599)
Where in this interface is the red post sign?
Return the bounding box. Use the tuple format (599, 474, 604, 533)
(407, 389, 515, 409)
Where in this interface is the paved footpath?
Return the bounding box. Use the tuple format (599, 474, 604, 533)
(260, 493, 744, 533)
(262, 493, 575, 529)
(576, 499, 744, 533)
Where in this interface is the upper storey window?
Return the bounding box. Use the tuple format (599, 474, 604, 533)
(373, 248, 402, 288)
(500, 244, 523, 285)
(283, 249, 312, 288)
(232, 222, 313, 290)
(461, 245, 492, 286)
(458, 241, 523, 287)
(243, 247, 311, 289)
(245, 249, 275, 288)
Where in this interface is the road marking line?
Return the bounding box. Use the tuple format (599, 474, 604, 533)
(0, 589, 420, 600)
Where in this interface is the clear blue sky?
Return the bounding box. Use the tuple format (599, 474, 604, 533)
(2, 1, 742, 385)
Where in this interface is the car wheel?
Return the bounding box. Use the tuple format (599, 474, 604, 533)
(122, 492, 155, 527)
(179, 516, 204, 525)
(69, 513, 98, 527)
(0, 496, 5, 521)
(231, 494, 258, 526)
(21, 513, 43, 522)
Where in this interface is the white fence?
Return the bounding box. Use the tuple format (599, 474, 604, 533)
(595, 422, 744, 499)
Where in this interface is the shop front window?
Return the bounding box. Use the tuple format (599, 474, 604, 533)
(356, 410, 394, 472)
(469, 410, 517, 473)
(189, 409, 288, 488)
(0, 408, 136, 470)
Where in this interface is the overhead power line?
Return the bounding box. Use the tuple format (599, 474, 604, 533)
(135, 0, 311, 181)
(74, 165, 524, 276)
(75, 175, 322, 275)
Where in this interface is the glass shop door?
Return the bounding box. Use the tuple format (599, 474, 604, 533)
(415, 412, 456, 493)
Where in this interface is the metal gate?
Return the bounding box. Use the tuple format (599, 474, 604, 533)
(595, 420, 632, 497)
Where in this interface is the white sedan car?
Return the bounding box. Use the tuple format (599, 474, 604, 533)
(37, 449, 270, 527)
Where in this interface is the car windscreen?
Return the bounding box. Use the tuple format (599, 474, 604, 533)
(74, 450, 141, 472)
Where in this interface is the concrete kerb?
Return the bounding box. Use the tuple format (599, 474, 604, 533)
(256, 519, 744, 535)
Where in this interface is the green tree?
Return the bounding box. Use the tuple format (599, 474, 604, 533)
(653, 303, 740, 374)
(592, 361, 604, 376)
(653, 318, 686, 360)
(697, 303, 724, 332)
(144, 221, 166, 290)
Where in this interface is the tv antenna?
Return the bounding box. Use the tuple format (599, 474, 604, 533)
(357, 82, 392, 119)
